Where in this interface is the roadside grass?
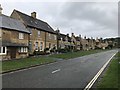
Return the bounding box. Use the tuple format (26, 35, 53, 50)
(1, 49, 109, 73)
(96, 51, 120, 89)
(49, 49, 108, 59)
(1, 57, 56, 73)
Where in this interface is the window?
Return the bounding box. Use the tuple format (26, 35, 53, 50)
(18, 47, 28, 53)
(38, 31, 41, 37)
(40, 42, 43, 51)
(49, 33, 51, 39)
(3, 47, 5, 53)
(35, 42, 38, 50)
(19, 33, 24, 39)
(0, 47, 7, 55)
(65, 37, 68, 41)
(54, 35, 56, 40)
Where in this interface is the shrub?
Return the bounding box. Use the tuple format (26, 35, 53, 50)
(33, 50, 48, 55)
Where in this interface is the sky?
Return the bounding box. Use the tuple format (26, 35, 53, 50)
(0, 0, 118, 39)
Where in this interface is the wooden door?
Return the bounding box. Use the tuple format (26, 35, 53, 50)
(10, 47, 16, 59)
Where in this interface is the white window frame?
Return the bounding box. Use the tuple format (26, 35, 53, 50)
(0, 47, 7, 55)
(35, 42, 39, 50)
(54, 35, 56, 40)
(38, 31, 41, 37)
(49, 33, 51, 39)
(19, 33, 24, 39)
(40, 42, 43, 51)
(18, 47, 28, 53)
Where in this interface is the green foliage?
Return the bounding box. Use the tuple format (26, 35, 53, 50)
(33, 50, 48, 55)
(97, 52, 120, 89)
(50, 49, 105, 59)
(2, 57, 56, 72)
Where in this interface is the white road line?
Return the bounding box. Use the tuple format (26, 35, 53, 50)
(52, 69, 61, 74)
(84, 52, 117, 90)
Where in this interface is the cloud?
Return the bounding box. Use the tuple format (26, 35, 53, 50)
(1, 1, 118, 38)
(39, 2, 118, 38)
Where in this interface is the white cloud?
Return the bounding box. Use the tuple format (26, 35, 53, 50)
(0, 1, 118, 38)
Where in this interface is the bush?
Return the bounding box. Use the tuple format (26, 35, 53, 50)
(33, 50, 48, 55)
(57, 48, 70, 53)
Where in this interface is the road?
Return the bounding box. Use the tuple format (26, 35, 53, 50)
(2, 50, 118, 88)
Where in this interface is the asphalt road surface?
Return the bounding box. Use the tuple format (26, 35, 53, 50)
(2, 50, 118, 88)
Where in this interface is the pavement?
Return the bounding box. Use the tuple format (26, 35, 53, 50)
(2, 49, 118, 88)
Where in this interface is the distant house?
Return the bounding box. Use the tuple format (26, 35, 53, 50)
(56, 30, 71, 50)
(79, 36, 89, 50)
(75, 36, 81, 50)
(11, 10, 57, 55)
(95, 38, 108, 49)
(0, 14, 30, 60)
(86, 37, 95, 50)
(70, 33, 77, 50)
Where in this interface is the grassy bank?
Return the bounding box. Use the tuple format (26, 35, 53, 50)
(49, 49, 108, 59)
(1, 57, 56, 73)
(1, 49, 109, 73)
(96, 51, 120, 89)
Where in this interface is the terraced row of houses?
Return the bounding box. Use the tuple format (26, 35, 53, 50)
(0, 5, 116, 60)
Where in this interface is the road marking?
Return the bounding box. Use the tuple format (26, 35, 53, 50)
(84, 52, 117, 90)
(2, 50, 117, 76)
(52, 69, 61, 74)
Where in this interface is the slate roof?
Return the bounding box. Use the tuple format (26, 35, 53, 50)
(13, 10, 56, 34)
(75, 37, 80, 41)
(58, 33, 71, 42)
(0, 14, 30, 33)
(58, 33, 66, 41)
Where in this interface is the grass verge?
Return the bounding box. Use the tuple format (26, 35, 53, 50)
(49, 49, 108, 59)
(1, 57, 56, 73)
(96, 51, 120, 89)
(1, 49, 109, 73)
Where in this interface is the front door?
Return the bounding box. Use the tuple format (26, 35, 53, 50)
(10, 47, 16, 59)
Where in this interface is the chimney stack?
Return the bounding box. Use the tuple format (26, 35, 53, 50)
(71, 33, 74, 37)
(0, 4, 3, 15)
(67, 33, 69, 36)
(31, 12, 36, 18)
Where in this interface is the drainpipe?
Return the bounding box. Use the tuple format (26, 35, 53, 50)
(45, 32, 46, 51)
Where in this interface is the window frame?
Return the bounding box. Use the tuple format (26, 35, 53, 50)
(38, 31, 41, 37)
(18, 47, 28, 53)
(0, 47, 7, 55)
(54, 35, 57, 40)
(40, 42, 43, 51)
(49, 33, 51, 39)
(19, 33, 24, 39)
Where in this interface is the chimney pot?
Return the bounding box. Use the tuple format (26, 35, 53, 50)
(72, 33, 74, 36)
(31, 12, 36, 18)
(67, 34, 69, 36)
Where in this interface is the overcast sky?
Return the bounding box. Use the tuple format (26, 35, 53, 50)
(0, 0, 118, 39)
